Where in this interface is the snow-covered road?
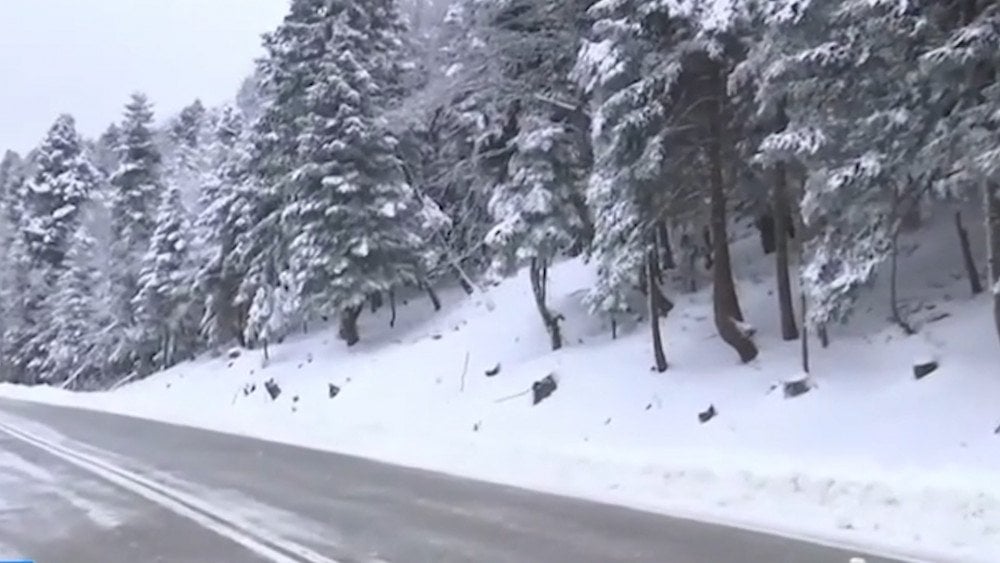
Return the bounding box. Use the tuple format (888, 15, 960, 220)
(0, 398, 901, 563)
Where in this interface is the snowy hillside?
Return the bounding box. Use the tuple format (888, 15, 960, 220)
(3, 209, 998, 562)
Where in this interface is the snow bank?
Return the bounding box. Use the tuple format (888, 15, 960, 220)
(3, 212, 998, 562)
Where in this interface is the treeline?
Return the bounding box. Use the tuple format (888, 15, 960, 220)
(0, 0, 998, 389)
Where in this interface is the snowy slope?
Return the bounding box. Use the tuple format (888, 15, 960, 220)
(3, 207, 998, 562)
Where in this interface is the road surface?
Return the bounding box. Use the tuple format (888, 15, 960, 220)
(0, 398, 905, 563)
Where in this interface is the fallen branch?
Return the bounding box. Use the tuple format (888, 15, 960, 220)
(494, 388, 531, 404)
(459, 351, 470, 392)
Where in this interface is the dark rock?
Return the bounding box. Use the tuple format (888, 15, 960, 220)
(532, 374, 558, 406)
(431, 334, 442, 340)
(473, 422, 480, 432)
(328, 383, 341, 399)
(242, 383, 256, 396)
(783, 378, 812, 399)
(485, 363, 501, 377)
(645, 403, 652, 411)
(604, 418, 612, 426)
(698, 404, 717, 424)
(227, 348, 242, 359)
(913, 360, 939, 380)
(994, 424, 1000, 435)
(264, 379, 281, 400)
(292, 395, 299, 403)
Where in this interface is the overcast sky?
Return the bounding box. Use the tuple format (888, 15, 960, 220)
(0, 0, 289, 154)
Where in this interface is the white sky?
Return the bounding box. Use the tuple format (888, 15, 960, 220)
(0, 0, 289, 154)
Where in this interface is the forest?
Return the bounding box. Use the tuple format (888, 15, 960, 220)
(0, 0, 997, 390)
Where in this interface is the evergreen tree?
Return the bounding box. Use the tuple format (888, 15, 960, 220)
(256, 0, 427, 345)
(43, 227, 109, 389)
(107, 93, 165, 374)
(133, 184, 195, 371)
(485, 111, 588, 350)
(14, 115, 101, 382)
(109, 93, 164, 325)
(193, 105, 252, 350)
(22, 115, 99, 274)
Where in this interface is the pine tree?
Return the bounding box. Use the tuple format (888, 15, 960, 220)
(485, 111, 587, 350)
(13, 115, 101, 382)
(133, 184, 195, 371)
(22, 115, 99, 274)
(256, 0, 427, 345)
(109, 94, 164, 322)
(44, 227, 108, 389)
(108, 93, 165, 374)
(193, 106, 248, 350)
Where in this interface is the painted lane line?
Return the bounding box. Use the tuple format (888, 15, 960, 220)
(0, 421, 339, 563)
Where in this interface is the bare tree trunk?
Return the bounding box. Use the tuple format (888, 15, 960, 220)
(370, 291, 383, 313)
(955, 211, 983, 295)
(707, 79, 758, 363)
(338, 304, 363, 346)
(649, 236, 674, 317)
(889, 185, 916, 335)
(388, 289, 397, 328)
(262, 337, 269, 362)
(657, 220, 676, 271)
(985, 181, 1000, 347)
(773, 163, 799, 341)
(800, 292, 810, 374)
(647, 252, 668, 372)
(423, 281, 442, 312)
(529, 258, 563, 351)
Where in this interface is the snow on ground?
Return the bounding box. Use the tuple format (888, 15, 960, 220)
(2, 207, 998, 562)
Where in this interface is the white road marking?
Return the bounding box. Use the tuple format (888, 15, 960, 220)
(0, 420, 340, 563)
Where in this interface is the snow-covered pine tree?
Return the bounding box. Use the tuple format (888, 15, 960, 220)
(575, 0, 761, 365)
(22, 114, 99, 274)
(918, 1, 1000, 345)
(485, 111, 587, 350)
(193, 106, 248, 350)
(0, 151, 28, 382)
(257, 0, 428, 346)
(108, 93, 165, 372)
(15, 115, 101, 382)
(133, 184, 195, 372)
(43, 226, 109, 389)
(166, 99, 209, 204)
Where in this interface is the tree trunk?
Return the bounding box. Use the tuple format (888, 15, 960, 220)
(773, 163, 799, 341)
(262, 337, 269, 363)
(388, 289, 397, 328)
(338, 304, 363, 346)
(706, 77, 758, 363)
(818, 325, 829, 348)
(800, 292, 810, 374)
(649, 236, 674, 317)
(889, 185, 916, 335)
(647, 252, 668, 372)
(370, 291, 383, 313)
(889, 231, 916, 335)
(985, 181, 1000, 347)
(529, 258, 563, 351)
(657, 220, 676, 271)
(424, 282, 442, 312)
(955, 211, 983, 295)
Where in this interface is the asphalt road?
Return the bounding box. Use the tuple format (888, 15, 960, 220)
(0, 398, 906, 563)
